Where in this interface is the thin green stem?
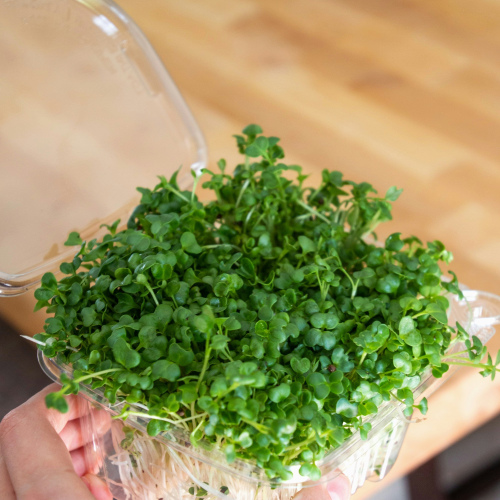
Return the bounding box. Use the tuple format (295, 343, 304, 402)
(196, 329, 212, 393)
(190, 413, 207, 439)
(144, 282, 159, 306)
(442, 349, 469, 359)
(235, 179, 250, 209)
(75, 368, 122, 384)
(164, 183, 189, 203)
(165, 412, 190, 431)
(358, 352, 367, 368)
(222, 347, 234, 362)
(215, 382, 241, 402)
(241, 418, 271, 434)
(191, 173, 200, 204)
(118, 410, 208, 427)
(190, 401, 197, 426)
(284, 431, 316, 452)
(390, 392, 406, 405)
(446, 360, 500, 371)
(202, 244, 242, 251)
(295, 199, 331, 224)
(339, 268, 358, 298)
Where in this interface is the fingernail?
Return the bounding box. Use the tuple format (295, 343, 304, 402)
(82, 474, 114, 500)
(81, 475, 90, 489)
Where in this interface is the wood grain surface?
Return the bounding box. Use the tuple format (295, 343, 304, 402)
(2, 1, 500, 498)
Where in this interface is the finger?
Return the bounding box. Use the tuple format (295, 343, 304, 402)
(45, 384, 95, 433)
(325, 473, 351, 500)
(70, 447, 88, 477)
(60, 408, 111, 451)
(294, 473, 351, 500)
(82, 474, 113, 500)
(71, 444, 103, 477)
(32, 384, 92, 433)
(294, 484, 331, 500)
(0, 452, 15, 500)
(0, 388, 96, 500)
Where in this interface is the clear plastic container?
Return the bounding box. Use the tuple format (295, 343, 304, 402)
(0, 0, 205, 295)
(38, 289, 500, 499)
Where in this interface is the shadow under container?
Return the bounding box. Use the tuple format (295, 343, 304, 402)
(39, 290, 500, 500)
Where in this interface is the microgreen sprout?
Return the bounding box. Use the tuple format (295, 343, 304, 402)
(35, 125, 500, 483)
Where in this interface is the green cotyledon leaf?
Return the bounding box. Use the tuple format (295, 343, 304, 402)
(113, 338, 141, 369)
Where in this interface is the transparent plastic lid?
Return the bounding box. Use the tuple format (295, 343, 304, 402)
(0, 0, 207, 296)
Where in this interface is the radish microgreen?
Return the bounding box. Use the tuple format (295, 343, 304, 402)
(35, 125, 500, 481)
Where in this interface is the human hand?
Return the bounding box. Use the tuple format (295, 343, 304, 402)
(0, 384, 351, 500)
(293, 472, 351, 500)
(0, 384, 112, 500)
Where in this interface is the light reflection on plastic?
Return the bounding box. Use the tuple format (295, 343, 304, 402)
(93, 14, 118, 36)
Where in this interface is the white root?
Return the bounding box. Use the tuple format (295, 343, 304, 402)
(106, 421, 302, 500)
(20, 335, 46, 346)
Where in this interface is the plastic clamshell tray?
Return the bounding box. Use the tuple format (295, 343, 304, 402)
(0, 0, 206, 295)
(38, 289, 500, 499)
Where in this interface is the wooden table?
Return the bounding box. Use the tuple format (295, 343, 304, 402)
(2, 1, 500, 498)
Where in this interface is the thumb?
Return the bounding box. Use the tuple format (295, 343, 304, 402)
(294, 473, 351, 500)
(81, 474, 113, 500)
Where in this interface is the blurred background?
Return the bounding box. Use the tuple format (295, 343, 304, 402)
(1, 1, 500, 499)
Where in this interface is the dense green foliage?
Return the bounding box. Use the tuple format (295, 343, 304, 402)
(35, 126, 499, 481)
